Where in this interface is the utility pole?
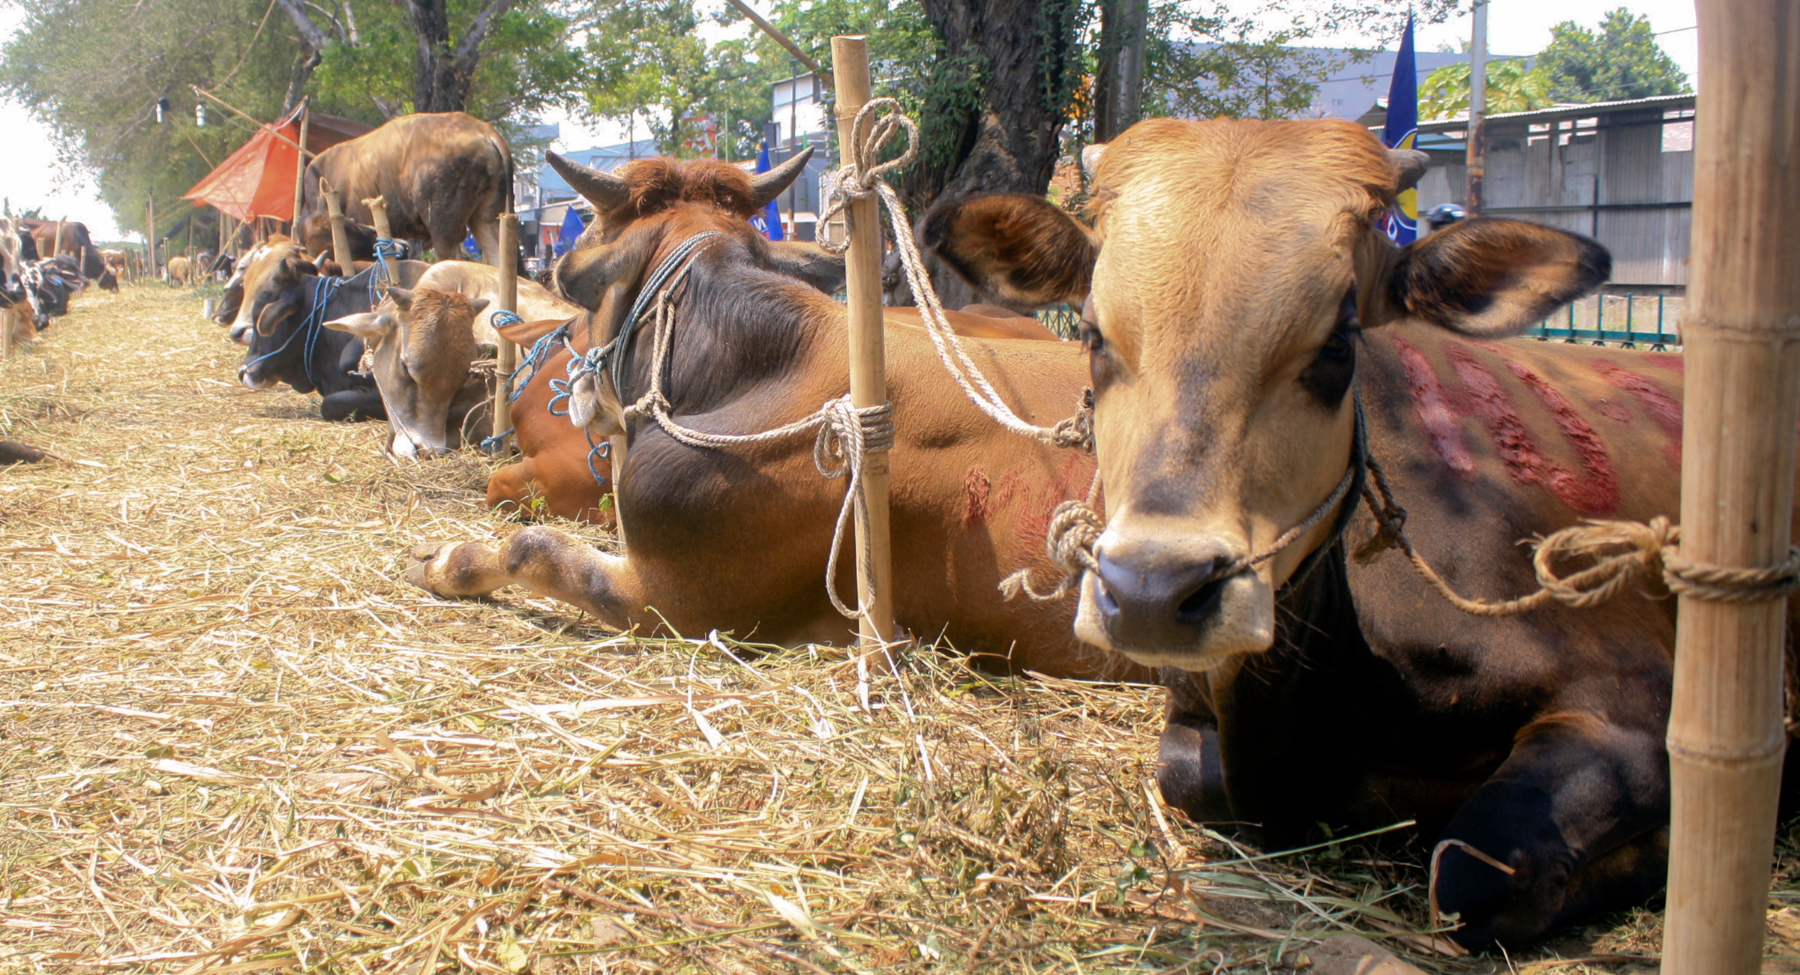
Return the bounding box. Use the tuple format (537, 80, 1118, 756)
(1466, 0, 1489, 215)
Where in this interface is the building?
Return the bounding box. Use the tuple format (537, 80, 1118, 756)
(764, 71, 833, 242)
(1401, 93, 1697, 290)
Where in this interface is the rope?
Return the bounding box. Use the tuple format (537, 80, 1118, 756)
(817, 99, 1093, 452)
(1360, 429, 1800, 614)
(508, 321, 572, 403)
(564, 232, 896, 621)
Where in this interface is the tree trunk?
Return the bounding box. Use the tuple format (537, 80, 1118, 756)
(907, 0, 1083, 204)
(1092, 0, 1146, 143)
(403, 0, 517, 114)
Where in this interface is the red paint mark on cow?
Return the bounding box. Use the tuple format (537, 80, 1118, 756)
(1442, 343, 1549, 491)
(1591, 399, 1633, 423)
(1645, 353, 1685, 374)
(1503, 360, 1620, 514)
(1014, 454, 1097, 555)
(1594, 361, 1683, 468)
(963, 469, 992, 528)
(1391, 337, 1475, 475)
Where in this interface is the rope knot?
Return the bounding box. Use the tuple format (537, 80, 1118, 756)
(818, 98, 921, 255)
(1532, 516, 1680, 610)
(1000, 496, 1105, 602)
(1048, 389, 1096, 452)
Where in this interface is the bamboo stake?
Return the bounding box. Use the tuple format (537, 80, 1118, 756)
(489, 214, 519, 454)
(361, 195, 398, 282)
(1661, 5, 1800, 975)
(292, 106, 310, 240)
(830, 35, 893, 649)
(51, 218, 64, 261)
(184, 214, 194, 287)
(146, 194, 156, 281)
(319, 177, 352, 271)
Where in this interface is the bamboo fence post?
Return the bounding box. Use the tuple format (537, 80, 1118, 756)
(51, 218, 64, 261)
(291, 106, 310, 240)
(489, 214, 519, 454)
(184, 214, 194, 287)
(1661, 4, 1800, 974)
(319, 178, 353, 271)
(830, 35, 894, 648)
(361, 195, 398, 282)
(146, 195, 156, 280)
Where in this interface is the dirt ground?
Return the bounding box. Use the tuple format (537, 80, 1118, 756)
(1, 283, 1797, 973)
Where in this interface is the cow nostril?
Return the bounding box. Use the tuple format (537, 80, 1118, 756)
(1175, 572, 1231, 626)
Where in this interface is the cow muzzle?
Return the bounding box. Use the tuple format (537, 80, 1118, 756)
(1074, 528, 1275, 670)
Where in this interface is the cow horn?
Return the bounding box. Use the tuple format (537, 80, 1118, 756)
(1389, 149, 1429, 193)
(547, 152, 630, 212)
(750, 146, 815, 209)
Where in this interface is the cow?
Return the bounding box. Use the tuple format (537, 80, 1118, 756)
(296, 112, 511, 265)
(0, 216, 32, 345)
(400, 151, 1143, 682)
(321, 260, 582, 460)
(165, 255, 191, 287)
(217, 237, 303, 335)
(20, 260, 78, 328)
(486, 298, 1060, 526)
(19, 217, 105, 279)
(917, 116, 1800, 950)
(239, 257, 427, 422)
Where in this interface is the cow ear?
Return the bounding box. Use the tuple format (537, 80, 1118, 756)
(475, 340, 499, 359)
(468, 297, 491, 317)
(322, 311, 393, 344)
(920, 193, 1096, 308)
(1383, 218, 1610, 337)
(387, 287, 414, 311)
(767, 241, 845, 294)
(498, 316, 569, 345)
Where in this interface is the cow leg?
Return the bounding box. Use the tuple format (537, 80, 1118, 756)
(320, 389, 385, 423)
(1156, 670, 1234, 823)
(407, 527, 643, 628)
(488, 458, 544, 519)
(470, 214, 501, 268)
(1430, 715, 1667, 951)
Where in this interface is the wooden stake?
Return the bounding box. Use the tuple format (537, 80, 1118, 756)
(830, 35, 893, 648)
(146, 194, 156, 280)
(185, 213, 194, 286)
(51, 218, 64, 260)
(292, 106, 311, 240)
(361, 195, 398, 282)
(489, 213, 519, 454)
(319, 177, 352, 270)
(1661, 5, 1800, 975)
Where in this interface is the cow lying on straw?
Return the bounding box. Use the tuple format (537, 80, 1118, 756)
(405, 151, 1146, 682)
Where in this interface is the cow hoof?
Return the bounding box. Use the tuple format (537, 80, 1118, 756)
(406, 541, 460, 596)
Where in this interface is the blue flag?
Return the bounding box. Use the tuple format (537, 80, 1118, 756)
(1380, 14, 1420, 245)
(750, 143, 785, 241)
(555, 206, 586, 257)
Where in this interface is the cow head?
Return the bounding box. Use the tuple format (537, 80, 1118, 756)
(222, 237, 303, 341)
(925, 118, 1608, 671)
(541, 149, 833, 434)
(238, 255, 324, 390)
(324, 287, 492, 459)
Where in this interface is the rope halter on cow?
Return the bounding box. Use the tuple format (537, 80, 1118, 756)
(561, 230, 896, 621)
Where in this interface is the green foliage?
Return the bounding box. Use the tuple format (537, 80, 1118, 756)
(1419, 59, 1555, 121)
(1536, 8, 1690, 103)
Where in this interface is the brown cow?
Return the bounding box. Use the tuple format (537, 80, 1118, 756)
(403, 151, 1142, 682)
(297, 112, 511, 265)
(921, 116, 1800, 950)
(485, 276, 1056, 525)
(19, 217, 104, 279)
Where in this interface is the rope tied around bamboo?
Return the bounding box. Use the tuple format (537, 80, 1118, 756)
(564, 237, 894, 622)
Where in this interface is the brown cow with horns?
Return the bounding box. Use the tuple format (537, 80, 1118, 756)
(405, 149, 1147, 683)
(921, 116, 1800, 950)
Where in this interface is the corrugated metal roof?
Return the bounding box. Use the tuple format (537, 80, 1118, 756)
(1412, 92, 1696, 134)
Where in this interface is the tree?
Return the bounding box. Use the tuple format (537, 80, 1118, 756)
(1419, 59, 1555, 120)
(1536, 8, 1689, 104)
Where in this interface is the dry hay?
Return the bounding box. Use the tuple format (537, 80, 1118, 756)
(0, 284, 1796, 974)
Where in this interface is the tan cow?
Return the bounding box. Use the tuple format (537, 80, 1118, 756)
(164, 255, 191, 287)
(323, 261, 581, 459)
(920, 116, 1800, 950)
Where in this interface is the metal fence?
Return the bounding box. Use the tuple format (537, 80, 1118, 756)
(1037, 306, 1081, 339)
(1527, 292, 1683, 349)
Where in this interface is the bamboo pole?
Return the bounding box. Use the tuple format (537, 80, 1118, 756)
(361, 195, 398, 282)
(829, 35, 893, 648)
(51, 218, 64, 261)
(489, 214, 519, 454)
(292, 106, 311, 241)
(1661, 5, 1800, 975)
(146, 194, 156, 281)
(319, 177, 352, 271)
(184, 214, 194, 287)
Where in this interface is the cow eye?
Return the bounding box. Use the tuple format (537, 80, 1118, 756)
(1297, 287, 1359, 407)
(1078, 295, 1102, 352)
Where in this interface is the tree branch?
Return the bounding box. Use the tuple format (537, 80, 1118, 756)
(272, 0, 330, 51)
(451, 0, 517, 73)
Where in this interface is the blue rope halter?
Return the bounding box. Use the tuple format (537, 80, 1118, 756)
(242, 274, 344, 387)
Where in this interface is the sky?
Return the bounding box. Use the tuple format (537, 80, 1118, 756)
(0, 1, 1701, 242)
